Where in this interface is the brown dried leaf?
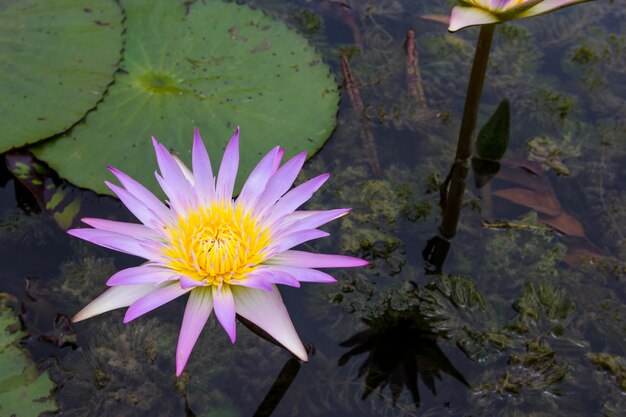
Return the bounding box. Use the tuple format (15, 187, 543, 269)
(496, 165, 550, 193)
(539, 212, 585, 237)
(563, 242, 604, 268)
(505, 158, 543, 175)
(493, 188, 563, 216)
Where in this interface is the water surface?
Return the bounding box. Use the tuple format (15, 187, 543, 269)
(2, 1, 626, 416)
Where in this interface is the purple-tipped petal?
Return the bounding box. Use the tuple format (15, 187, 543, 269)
(273, 148, 285, 172)
(124, 283, 190, 323)
(233, 285, 308, 361)
(73, 284, 162, 322)
(518, 0, 589, 18)
(448, 6, 500, 32)
(176, 287, 213, 376)
(280, 210, 321, 223)
(172, 154, 194, 183)
(152, 137, 194, 195)
(213, 285, 237, 343)
(272, 229, 329, 252)
(265, 174, 330, 225)
(107, 167, 173, 226)
(106, 182, 163, 229)
(266, 273, 300, 288)
(277, 209, 351, 233)
(264, 266, 337, 283)
(251, 269, 301, 287)
(179, 275, 207, 289)
(153, 138, 195, 213)
(107, 266, 177, 286)
(237, 146, 281, 209)
(216, 127, 240, 203)
(255, 152, 307, 214)
(154, 173, 187, 216)
(267, 250, 369, 268)
(231, 273, 274, 291)
(67, 228, 160, 260)
(192, 128, 216, 205)
(81, 218, 160, 239)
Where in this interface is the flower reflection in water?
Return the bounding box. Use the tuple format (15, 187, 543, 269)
(338, 307, 468, 408)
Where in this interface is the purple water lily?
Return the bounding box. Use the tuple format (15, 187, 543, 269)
(449, 0, 591, 32)
(69, 127, 367, 375)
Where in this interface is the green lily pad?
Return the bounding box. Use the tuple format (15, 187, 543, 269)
(0, 293, 58, 416)
(32, 0, 339, 196)
(0, 0, 124, 153)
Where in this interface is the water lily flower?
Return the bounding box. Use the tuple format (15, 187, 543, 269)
(69, 127, 367, 375)
(449, 0, 590, 32)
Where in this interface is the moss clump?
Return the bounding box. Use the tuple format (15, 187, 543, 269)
(587, 353, 626, 392)
(500, 339, 567, 395)
(292, 9, 321, 34)
(509, 281, 574, 336)
(481, 213, 567, 293)
(570, 45, 598, 65)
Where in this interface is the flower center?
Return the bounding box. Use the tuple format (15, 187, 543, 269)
(163, 203, 271, 286)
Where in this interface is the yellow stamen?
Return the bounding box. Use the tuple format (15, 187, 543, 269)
(163, 203, 270, 286)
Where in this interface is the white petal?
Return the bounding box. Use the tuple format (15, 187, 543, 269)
(72, 284, 163, 323)
(448, 6, 500, 32)
(233, 285, 307, 361)
(517, 0, 589, 18)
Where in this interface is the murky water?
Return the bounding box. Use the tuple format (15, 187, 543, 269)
(2, 0, 626, 416)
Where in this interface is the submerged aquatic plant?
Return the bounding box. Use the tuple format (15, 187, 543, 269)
(68, 128, 367, 375)
(449, 0, 591, 32)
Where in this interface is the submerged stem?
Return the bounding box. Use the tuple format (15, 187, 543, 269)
(440, 24, 496, 239)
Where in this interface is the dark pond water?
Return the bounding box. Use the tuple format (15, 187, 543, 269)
(2, 0, 626, 416)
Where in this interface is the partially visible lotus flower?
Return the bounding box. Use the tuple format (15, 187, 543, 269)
(449, 0, 590, 32)
(69, 127, 367, 375)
